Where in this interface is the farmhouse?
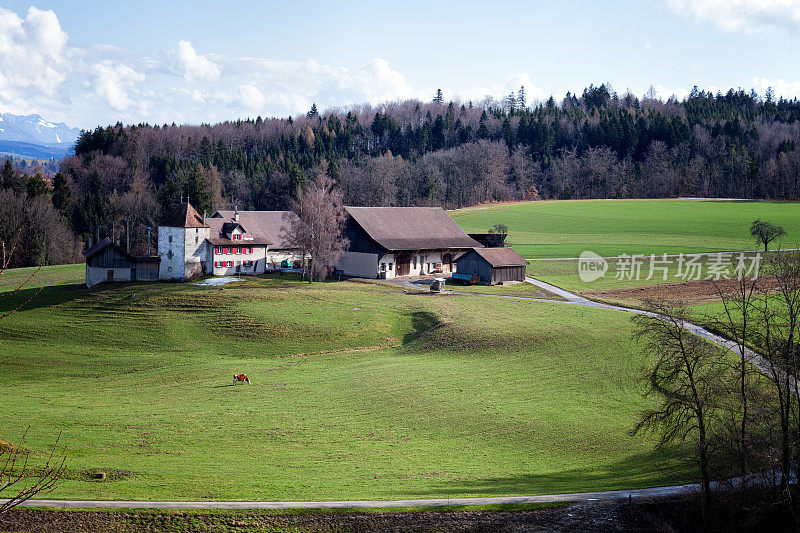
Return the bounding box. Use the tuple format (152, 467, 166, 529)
(455, 247, 527, 284)
(209, 210, 303, 270)
(337, 206, 482, 279)
(83, 239, 160, 288)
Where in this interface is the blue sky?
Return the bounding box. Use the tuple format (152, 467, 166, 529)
(1, 0, 798, 129)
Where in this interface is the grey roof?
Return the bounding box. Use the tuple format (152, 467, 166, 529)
(345, 206, 482, 251)
(460, 247, 527, 267)
(209, 211, 301, 248)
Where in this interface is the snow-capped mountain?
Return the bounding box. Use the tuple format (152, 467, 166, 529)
(0, 113, 81, 145)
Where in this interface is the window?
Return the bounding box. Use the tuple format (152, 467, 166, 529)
(247, 247, 253, 254)
(380, 263, 386, 272)
(234, 234, 241, 241)
(234, 247, 240, 254)
(413, 256, 417, 269)
(167, 266, 172, 272)
(215, 247, 221, 254)
(168, 235, 172, 243)
(195, 236, 198, 243)
(167, 250, 173, 259)
(243, 260, 252, 267)
(227, 261, 233, 267)
(223, 247, 229, 254)
(388, 263, 393, 270)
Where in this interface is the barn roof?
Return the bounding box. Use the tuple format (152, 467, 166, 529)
(83, 238, 126, 259)
(211, 211, 299, 248)
(83, 239, 160, 261)
(345, 207, 482, 251)
(162, 202, 209, 228)
(464, 247, 527, 267)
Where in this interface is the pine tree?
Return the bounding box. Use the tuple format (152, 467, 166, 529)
(433, 89, 444, 104)
(517, 85, 526, 110)
(1, 159, 13, 189)
(307, 103, 319, 118)
(51, 172, 72, 216)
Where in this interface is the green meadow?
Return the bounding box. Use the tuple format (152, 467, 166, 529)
(451, 199, 800, 259)
(0, 265, 694, 501)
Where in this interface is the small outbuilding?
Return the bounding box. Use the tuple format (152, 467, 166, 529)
(454, 247, 527, 285)
(83, 239, 160, 288)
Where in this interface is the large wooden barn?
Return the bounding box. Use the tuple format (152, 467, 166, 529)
(83, 239, 160, 287)
(337, 207, 482, 279)
(454, 247, 527, 284)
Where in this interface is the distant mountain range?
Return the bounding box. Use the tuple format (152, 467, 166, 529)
(0, 113, 81, 159)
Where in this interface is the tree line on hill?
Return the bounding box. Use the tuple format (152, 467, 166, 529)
(2, 84, 800, 266)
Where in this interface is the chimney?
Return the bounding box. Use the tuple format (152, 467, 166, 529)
(234, 206, 239, 222)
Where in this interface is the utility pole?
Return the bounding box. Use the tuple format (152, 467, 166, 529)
(126, 218, 130, 254)
(146, 227, 151, 256)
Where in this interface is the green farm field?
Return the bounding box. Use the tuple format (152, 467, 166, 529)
(450, 199, 800, 259)
(0, 265, 694, 501)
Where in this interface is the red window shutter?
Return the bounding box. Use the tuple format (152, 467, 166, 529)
(249, 247, 253, 253)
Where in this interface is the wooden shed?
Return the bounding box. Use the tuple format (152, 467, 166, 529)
(454, 247, 527, 284)
(83, 239, 160, 288)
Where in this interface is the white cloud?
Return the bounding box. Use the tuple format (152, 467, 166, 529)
(90, 61, 145, 111)
(664, 0, 800, 34)
(237, 84, 266, 110)
(0, 5, 68, 108)
(172, 40, 220, 82)
(750, 76, 800, 98)
(644, 42, 652, 51)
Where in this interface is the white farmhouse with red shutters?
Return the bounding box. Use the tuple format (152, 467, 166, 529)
(206, 212, 272, 275)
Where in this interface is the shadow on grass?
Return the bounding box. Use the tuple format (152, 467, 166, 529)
(417, 447, 697, 497)
(0, 283, 87, 314)
(402, 311, 443, 344)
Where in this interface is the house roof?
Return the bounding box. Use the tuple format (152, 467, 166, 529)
(345, 207, 482, 251)
(211, 210, 299, 249)
(463, 247, 527, 267)
(162, 202, 209, 228)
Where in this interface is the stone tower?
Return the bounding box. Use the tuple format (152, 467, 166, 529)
(158, 201, 210, 280)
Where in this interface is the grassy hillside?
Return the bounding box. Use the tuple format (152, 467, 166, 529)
(451, 199, 800, 259)
(0, 267, 693, 501)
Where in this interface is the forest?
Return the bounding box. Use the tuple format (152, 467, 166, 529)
(2, 84, 800, 263)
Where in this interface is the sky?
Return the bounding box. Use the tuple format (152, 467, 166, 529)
(0, 0, 799, 129)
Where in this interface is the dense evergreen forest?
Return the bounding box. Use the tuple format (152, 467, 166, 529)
(2, 84, 800, 263)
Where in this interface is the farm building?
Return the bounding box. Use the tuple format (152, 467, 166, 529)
(158, 202, 210, 280)
(454, 247, 527, 284)
(209, 210, 304, 270)
(337, 207, 482, 279)
(83, 239, 160, 288)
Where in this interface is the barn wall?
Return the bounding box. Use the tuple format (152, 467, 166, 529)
(135, 261, 160, 281)
(454, 252, 493, 284)
(491, 266, 526, 283)
(85, 266, 132, 287)
(337, 251, 379, 278)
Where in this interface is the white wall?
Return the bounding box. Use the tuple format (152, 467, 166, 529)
(337, 251, 379, 278)
(210, 244, 269, 276)
(85, 265, 131, 287)
(158, 227, 185, 280)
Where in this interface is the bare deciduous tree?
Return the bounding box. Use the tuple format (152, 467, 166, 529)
(0, 428, 66, 517)
(284, 163, 347, 282)
(631, 301, 727, 524)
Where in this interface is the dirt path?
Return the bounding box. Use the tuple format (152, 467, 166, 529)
(4, 482, 705, 509)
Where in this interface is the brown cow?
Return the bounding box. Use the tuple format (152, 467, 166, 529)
(233, 373, 250, 385)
